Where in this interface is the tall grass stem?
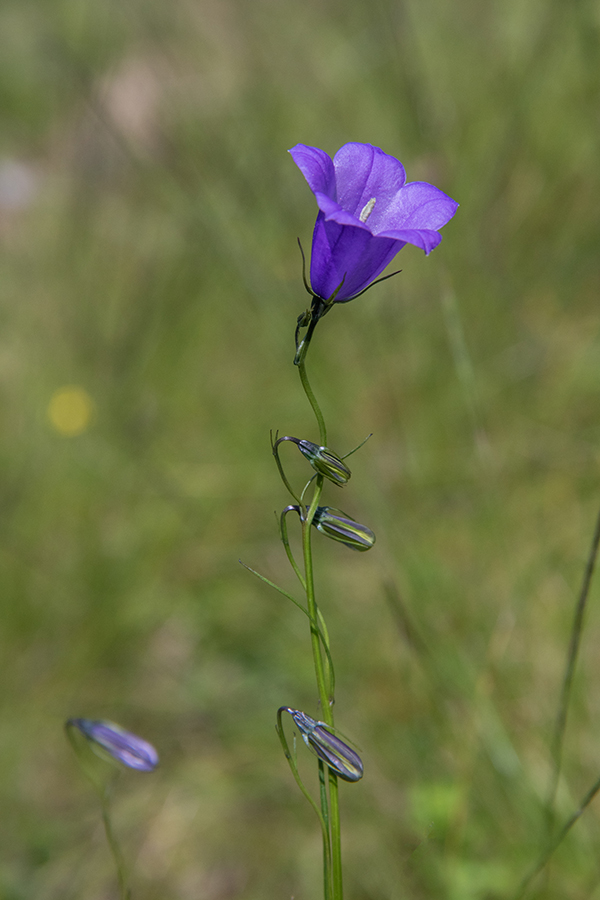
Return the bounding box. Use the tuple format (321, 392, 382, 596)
(516, 773, 600, 900)
(547, 504, 600, 818)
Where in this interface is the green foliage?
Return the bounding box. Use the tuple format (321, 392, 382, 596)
(2, 0, 600, 897)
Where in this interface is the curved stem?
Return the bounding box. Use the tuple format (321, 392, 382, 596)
(280, 507, 307, 589)
(271, 432, 303, 505)
(300, 474, 318, 505)
(298, 360, 327, 446)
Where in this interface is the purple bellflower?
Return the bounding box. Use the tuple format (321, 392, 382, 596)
(67, 718, 159, 772)
(289, 142, 458, 304)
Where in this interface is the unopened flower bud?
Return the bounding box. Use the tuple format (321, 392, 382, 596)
(312, 506, 375, 551)
(66, 719, 159, 772)
(283, 707, 364, 782)
(297, 440, 351, 485)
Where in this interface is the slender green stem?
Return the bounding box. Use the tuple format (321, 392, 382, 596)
(328, 770, 342, 897)
(298, 360, 327, 446)
(302, 482, 330, 721)
(318, 760, 333, 900)
(302, 503, 343, 900)
(300, 474, 318, 505)
(298, 354, 343, 900)
(100, 787, 130, 900)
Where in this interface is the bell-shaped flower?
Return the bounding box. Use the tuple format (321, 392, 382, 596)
(67, 718, 159, 772)
(289, 142, 458, 302)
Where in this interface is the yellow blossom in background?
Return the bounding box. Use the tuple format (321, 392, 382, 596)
(47, 386, 94, 436)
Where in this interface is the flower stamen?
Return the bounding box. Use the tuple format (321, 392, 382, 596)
(359, 197, 376, 223)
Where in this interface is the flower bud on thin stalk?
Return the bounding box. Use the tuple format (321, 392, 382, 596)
(65, 719, 158, 900)
(67, 718, 159, 772)
(312, 506, 376, 551)
(281, 504, 375, 554)
(298, 440, 351, 485)
(280, 707, 364, 782)
(273, 434, 351, 487)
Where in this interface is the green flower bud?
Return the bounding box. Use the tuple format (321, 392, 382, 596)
(312, 506, 376, 551)
(297, 440, 351, 486)
(272, 434, 351, 486)
(282, 707, 364, 782)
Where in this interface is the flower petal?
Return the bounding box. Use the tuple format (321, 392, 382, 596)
(377, 227, 442, 254)
(289, 144, 336, 199)
(332, 143, 407, 219)
(377, 181, 459, 233)
(313, 191, 369, 229)
(310, 214, 404, 300)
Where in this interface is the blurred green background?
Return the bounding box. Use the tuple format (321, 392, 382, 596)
(1, 0, 600, 897)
